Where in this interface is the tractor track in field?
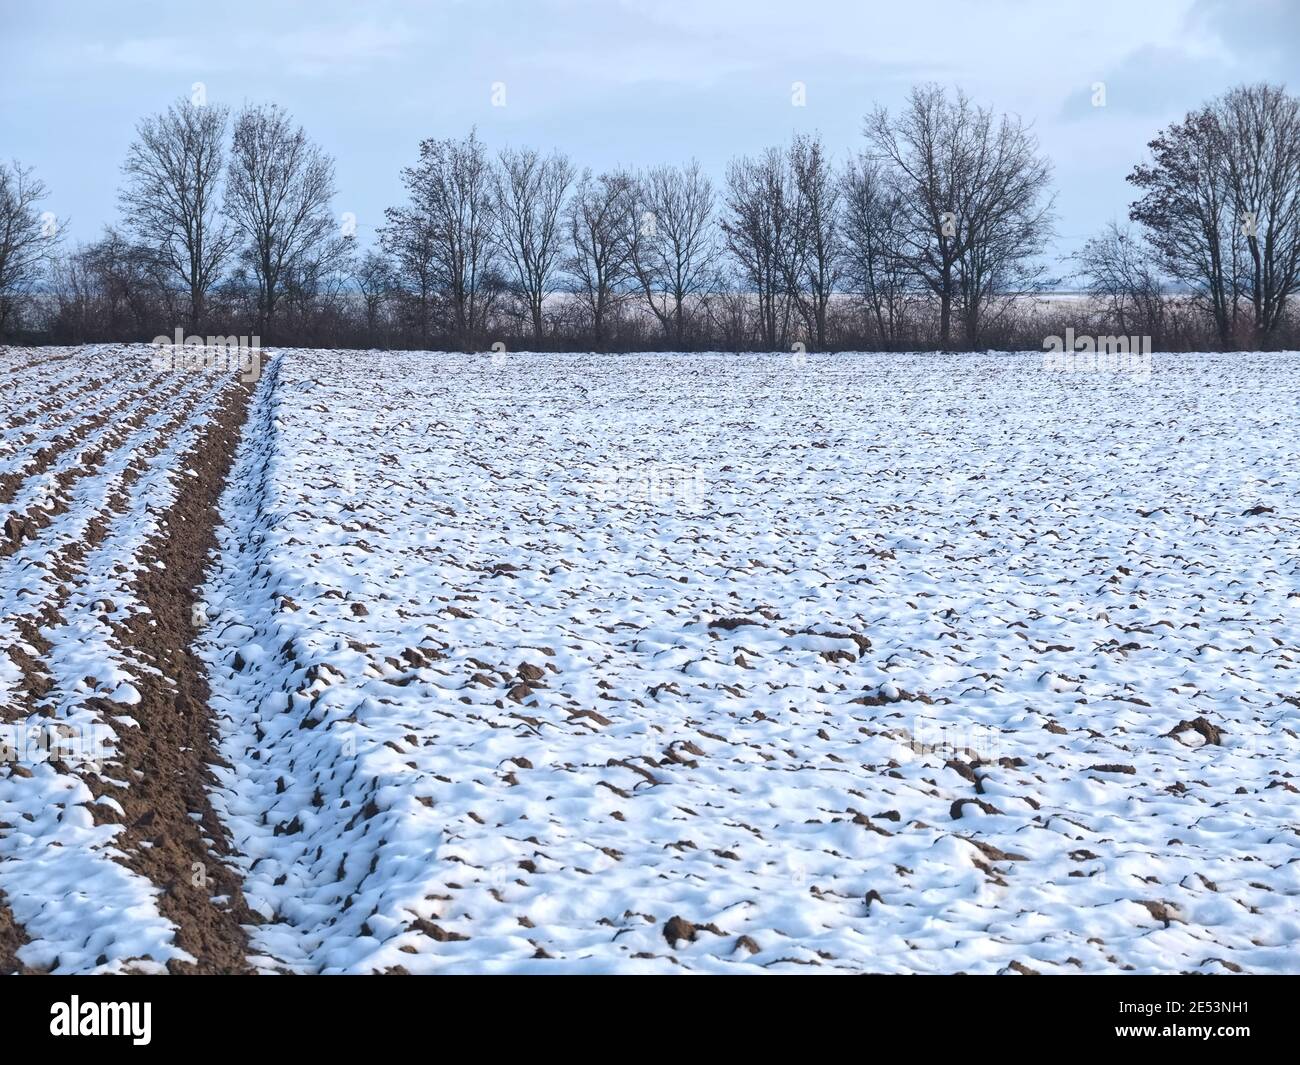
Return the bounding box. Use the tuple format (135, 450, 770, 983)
(97, 377, 259, 973)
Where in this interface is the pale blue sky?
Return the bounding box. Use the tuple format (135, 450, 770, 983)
(2, 0, 1297, 274)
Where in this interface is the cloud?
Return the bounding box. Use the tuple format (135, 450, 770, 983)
(270, 21, 412, 77)
(1061, 0, 1299, 122)
(1059, 44, 1228, 119)
(1189, 0, 1300, 78)
(71, 18, 412, 79)
(81, 36, 217, 73)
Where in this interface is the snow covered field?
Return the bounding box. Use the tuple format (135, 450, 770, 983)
(202, 348, 1299, 974)
(3, 345, 1299, 974)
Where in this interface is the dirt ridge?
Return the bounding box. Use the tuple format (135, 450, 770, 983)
(91, 374, 259, 973)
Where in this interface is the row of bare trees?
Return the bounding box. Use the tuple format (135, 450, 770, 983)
(1, 98, 348, 345)
(376, 85, 1057, 350)
(377, 136, 728, 349)
(3, 81, 1299, 350)
(1080, 83, 1300, 349)
(720, 87, 1056, 352)
(114, 99, 346, 338)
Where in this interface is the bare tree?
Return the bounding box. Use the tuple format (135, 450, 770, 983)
(46, 229, 163, 341)
(493, 147, 573, 345)
(1212, 83, 1300, 345)
(383, 129, 499, 347)
(225, 103, 343, 338)
(866, 85, 1054, 348)
(724, 136, 844, 351)
(353, 249, 396, 337)
(628, 161, 719, 347)
(722, 147, 795, 349)
(281, 232, 354, 336)
(0, 161, 56, 335)
(378, 204, 437, 342)
(782, 134, 841, 350)
(119, 98, 234, 332)
(1075, 221, 1167, 342)
(954, 127, 1054, 346)
(864, 88, 962, 348)
(841, 156, 914, 347)
(1128, 108, 1237, 346)
(565, 169, 635, 348)
(1131, 85, 1300, 348)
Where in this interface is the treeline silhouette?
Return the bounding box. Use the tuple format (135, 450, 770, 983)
(2, 82, 1298, 352)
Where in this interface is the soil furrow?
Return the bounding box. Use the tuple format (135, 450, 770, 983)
(0, 350, 90, 425)
(0, 374, 195, 555)
(0, 373, 201, 719)
(0, 373, 155, 501)
(92, 376, 258, 973)
(0, 367, 122, 441)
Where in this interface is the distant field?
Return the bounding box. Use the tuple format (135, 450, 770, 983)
(2, 346, 1298, 973)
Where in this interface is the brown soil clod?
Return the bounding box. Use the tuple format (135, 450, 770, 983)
(516, 661, 546, 683)
(708, 616, 760, 631)
(950, 798, 1003, 819)
(0, 900, 32, 975)
(966, 838, 1028, 862)
(661, 915, 723, 948)
(663, 915, 697, 947)
(1167, 716, 1223, 746)
(1138, 900, 1182, 927)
